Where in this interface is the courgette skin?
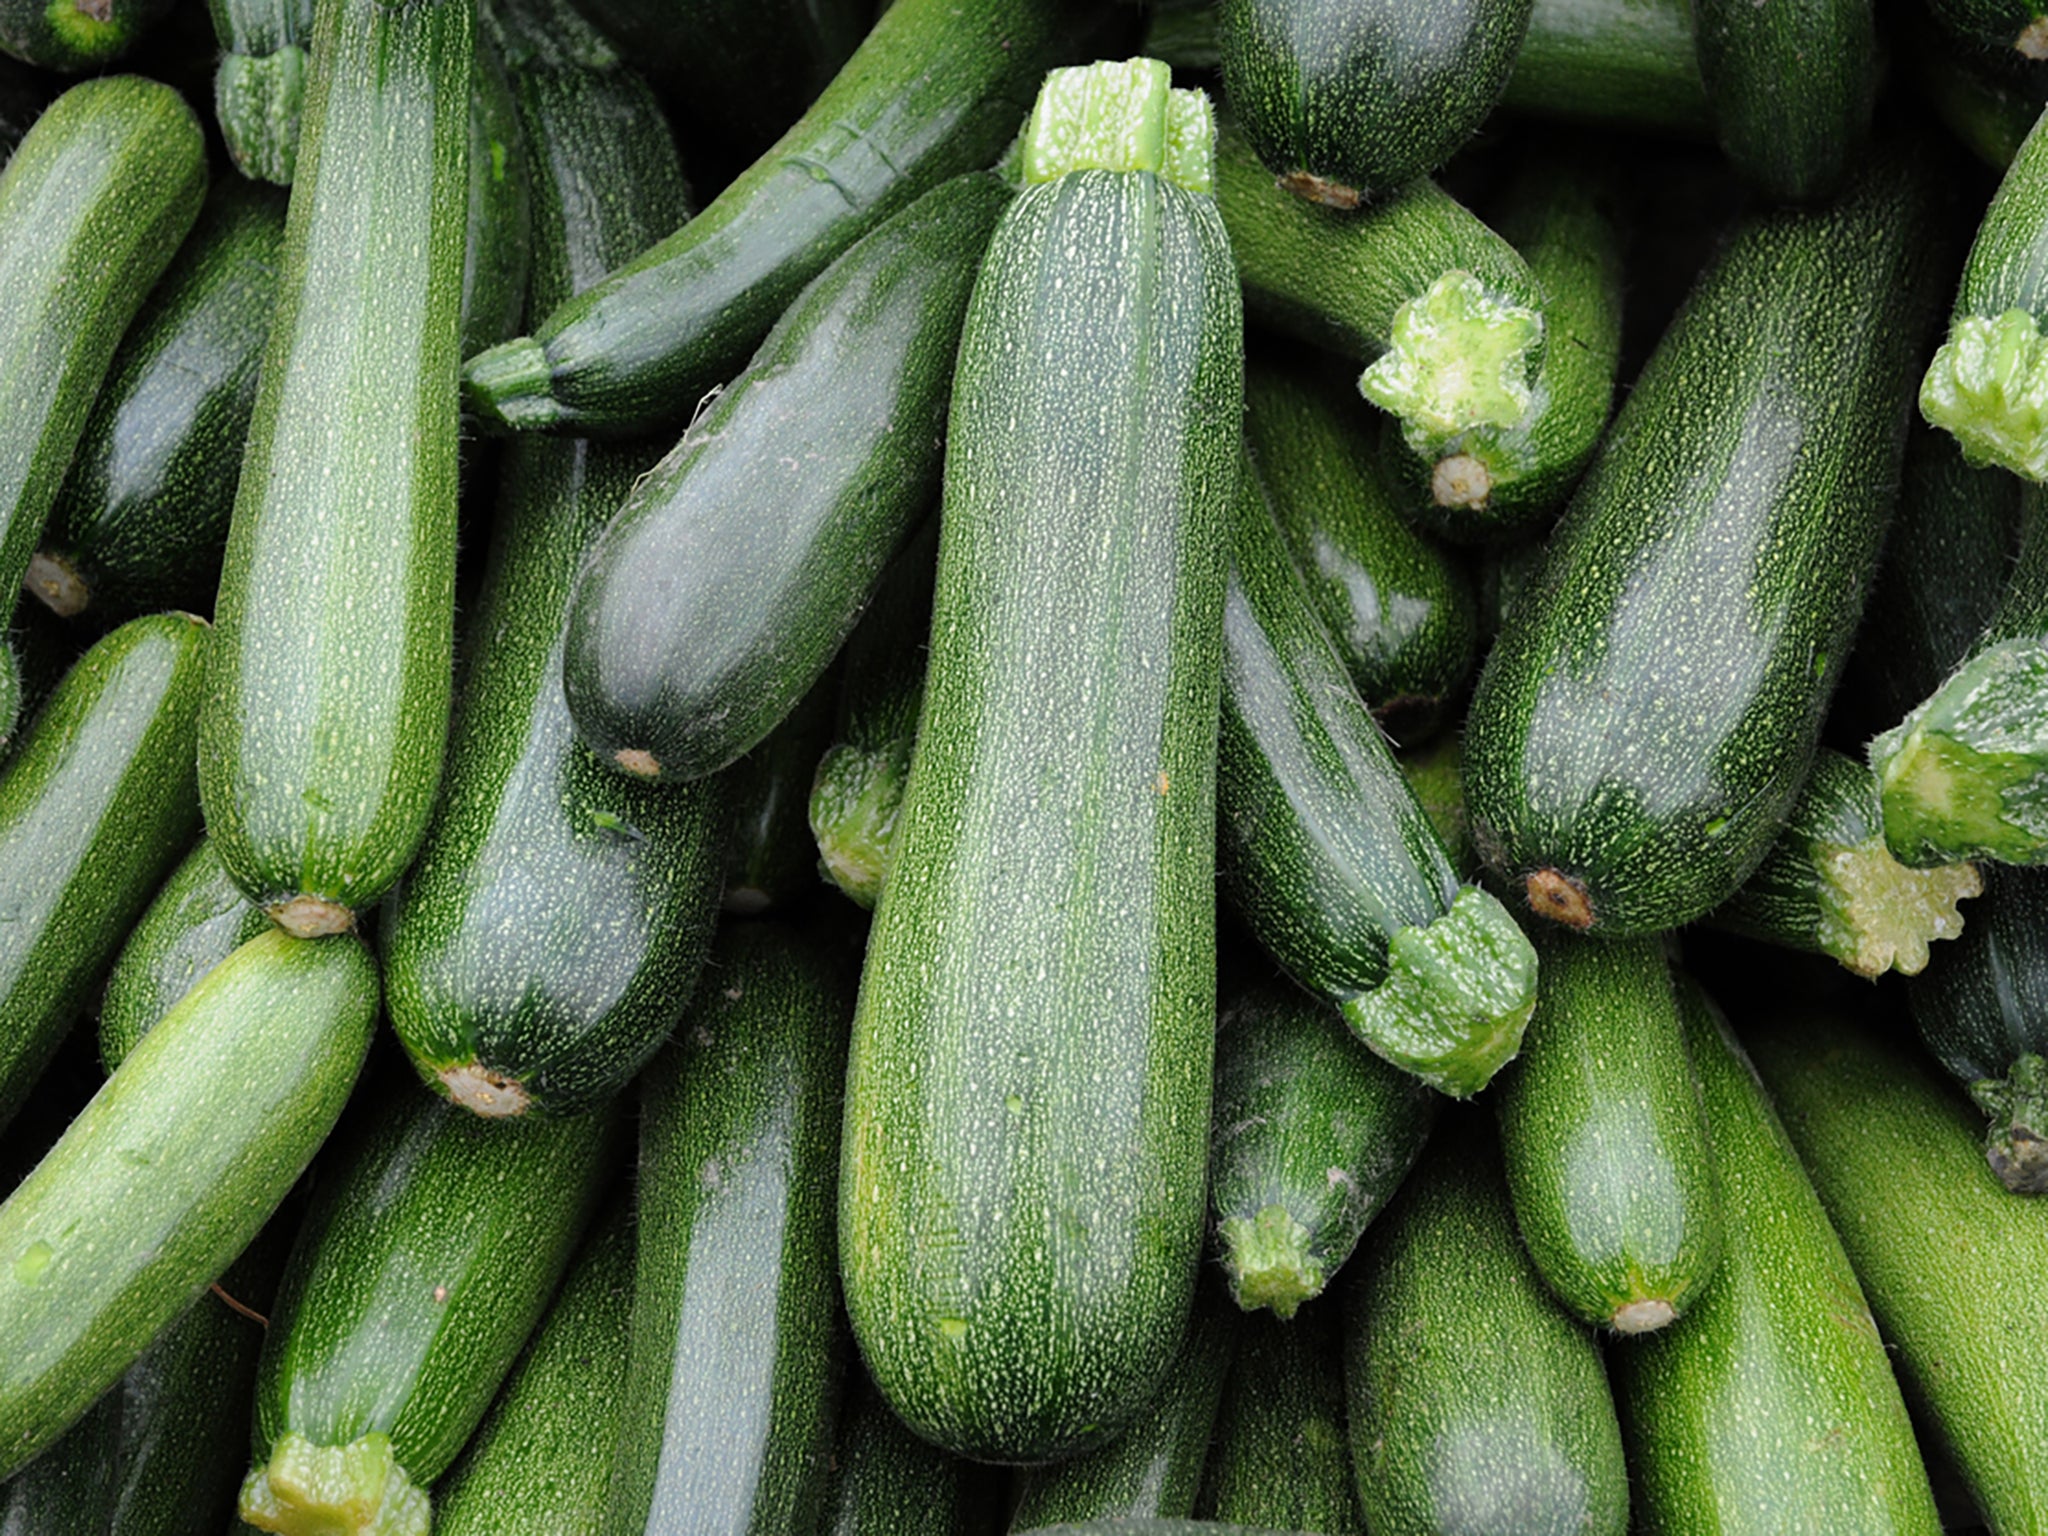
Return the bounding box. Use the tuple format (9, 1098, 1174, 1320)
(0, 928, 376, 1483)
(1342, 1114, 1628, 1536)
(605, 921, 854, 1536)
(382, 4, 718, 1121)
(1615, 979, 1940, 1536)
(1463, 150, 1944, 937)
(31, 178, 286, 622)
(459, 25, 532, 362)
(432, 1204, 633, 1536)
(1208, 978, 1438, 1317)
(0, 75, 206, 640)
(207, 0, 313, 184)
(0, 611, 208, 1134)
(461, 0, 1127, 434)
(1219, 0, 1531, 205)
(1924, 0, 2048, 61)
(559, 171, 1009, 784)
(1195, 1302, 1363, 1533)
(99, 835, 267, 1072)
(1500, 0, 1709, 136)
(1746, 1011, 2048, 1536)
(1710, 748, 1980, 979)
(1691, 0, 1877, 202)
(722, 662, 838, 915)
(244, 1082, 621, 1535)
(1009, 1291, 1237, 1528)
(1495, 929, 1722, 1333)
(840, 71, 1240, 1463)
(819, 1372, 990, 1536)
(199, 0, 472, 936)
(0, 0, 174, 71)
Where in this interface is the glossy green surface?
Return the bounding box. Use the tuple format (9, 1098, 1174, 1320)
(383, 20, 718, 1119)
(0, 928, 375, 1482)
(840, 158, 1238, 1464)
(819, 1372, 986, 1536)
(1746, 1012, 2048, 1535)
(1343, 1116, 1628, 1536)
(606, 922, 853, 1535)
(1616, 981, 1939, 1535)
(249, 1082, 619, 1514)
(433, 1205, 632, 1536)
(462, 0, 1123, 433)
(721, 662, 837, 915)
(0, 75, 205, 633)
(200, 0, 471, 927)
(561, 172, 1008, 784)
(1244, 358, 1476, 730)
(1692, 0, 1875, 201)
(1010, 1291, 1237, 1527)
(1464, 152, 1942, 937)
(1495, 930, 1722, 1332)
(35, 178, 285, 621)
(460, 26, 530, 361)
(1501, 0, 1709, 135)
(99, 835, 267, 1071)
(1208, 978, 1437, 1317)
(1196, 1302, 1362, 1532)
(1219, 0, 1531, 202)
(0, 612, 208, 1133)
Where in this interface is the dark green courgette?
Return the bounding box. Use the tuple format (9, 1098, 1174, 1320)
(1194, 1301, 1362, 1533)
(0, 76, 206, 641)
(1905, 862, 2048, 1191)
(0, 0, 174, 70)
(99, 835, 267, 1072)
(29, 178, 286, 622)
(1500, 0, 1710, 136)
(1464, 147, 1946, 936)
(819, 1370, 992, 1536)
(1908, 20, 2048, 168)
(1614, 979, 1941, 1535)
(1924, 0, 2048, 62)
(808, 517, 936, 911)
(1242, 355, 1477, 734)
(1494, 929, 1722, 1333)
(0, 928, 376, 1483)
(605, 921, 853, 1535)
(432, 1204, 633, 1536)
(1342, 1114, 1629, 1536)
(1218, 449, 1536, 1097)
(460, 23, 531, 362)
(1746, 1010, 2048, 1534)
(1711, 748, 1981, 979)
(722, 662, 837, 915)
(560, 171, 1008, 785)
(1209, 977, 1437, 1316)
(1218, 0, 1531, 207)
(1398, 733, 1477, 879)
(199, 0, 472, 938)
(840, 61, 1238, 1465)
(382, 0, 719, 1120)
(208, 0, 313, 184)
(462, 0, 1127, 434)
(1014, 1524, 1294, 1536)
(242, 1080, 620, 1536)
(1691, 0, 1877, 202)
(0, 611, 207, 1134)
(1009, 1291, 1237, 1528)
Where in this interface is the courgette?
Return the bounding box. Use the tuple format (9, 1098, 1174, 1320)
(1217, 449, 1536, 1097)
(1691, 0, 1877, 202)
(722, 663, 838, 915)
(29, 178, 286, 622)
(242, 1079, 620, 1536)
(1924, 0, 2048, 62)
(1494, 928, 1723, 1332)
(0, 611, 208, 1134)
(559, 170, 1009, 784)
(840, 61, 1239, 1465)
(1463, 147, 1946, 936)
(1342, 1113, 1629, 1536)
(605, 921, 854, 1535)
(0, 75, 206, 643)
(99, 835, 267, 1072)
(459, 23, 531, 361)
(462, 0, 1126, 433)
(1710, 748, 1981, 979)
(0, 928, 375, 1482)
(381, 0, 719, 1120)
(1746, 1010, 2048, 1534)
(819, 1371, 992, 1536)
(1614, 978, 1941, 1535)
(1500, 0, 1710, 136)
(1208, 977, 1437, 1316)
(199, 0, 472, 938)
(0, 0, 174, 70)
(1218, 0, 1531, 207)
(208, 0, 312, 184)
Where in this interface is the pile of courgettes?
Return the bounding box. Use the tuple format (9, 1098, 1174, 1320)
(3, 0, 2048, 1530)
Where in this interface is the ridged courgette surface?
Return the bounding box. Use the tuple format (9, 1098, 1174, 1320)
(841, 61, 1239, 1465)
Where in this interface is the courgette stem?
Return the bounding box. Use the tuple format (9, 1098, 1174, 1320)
(238, 1433, 428, 1536)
